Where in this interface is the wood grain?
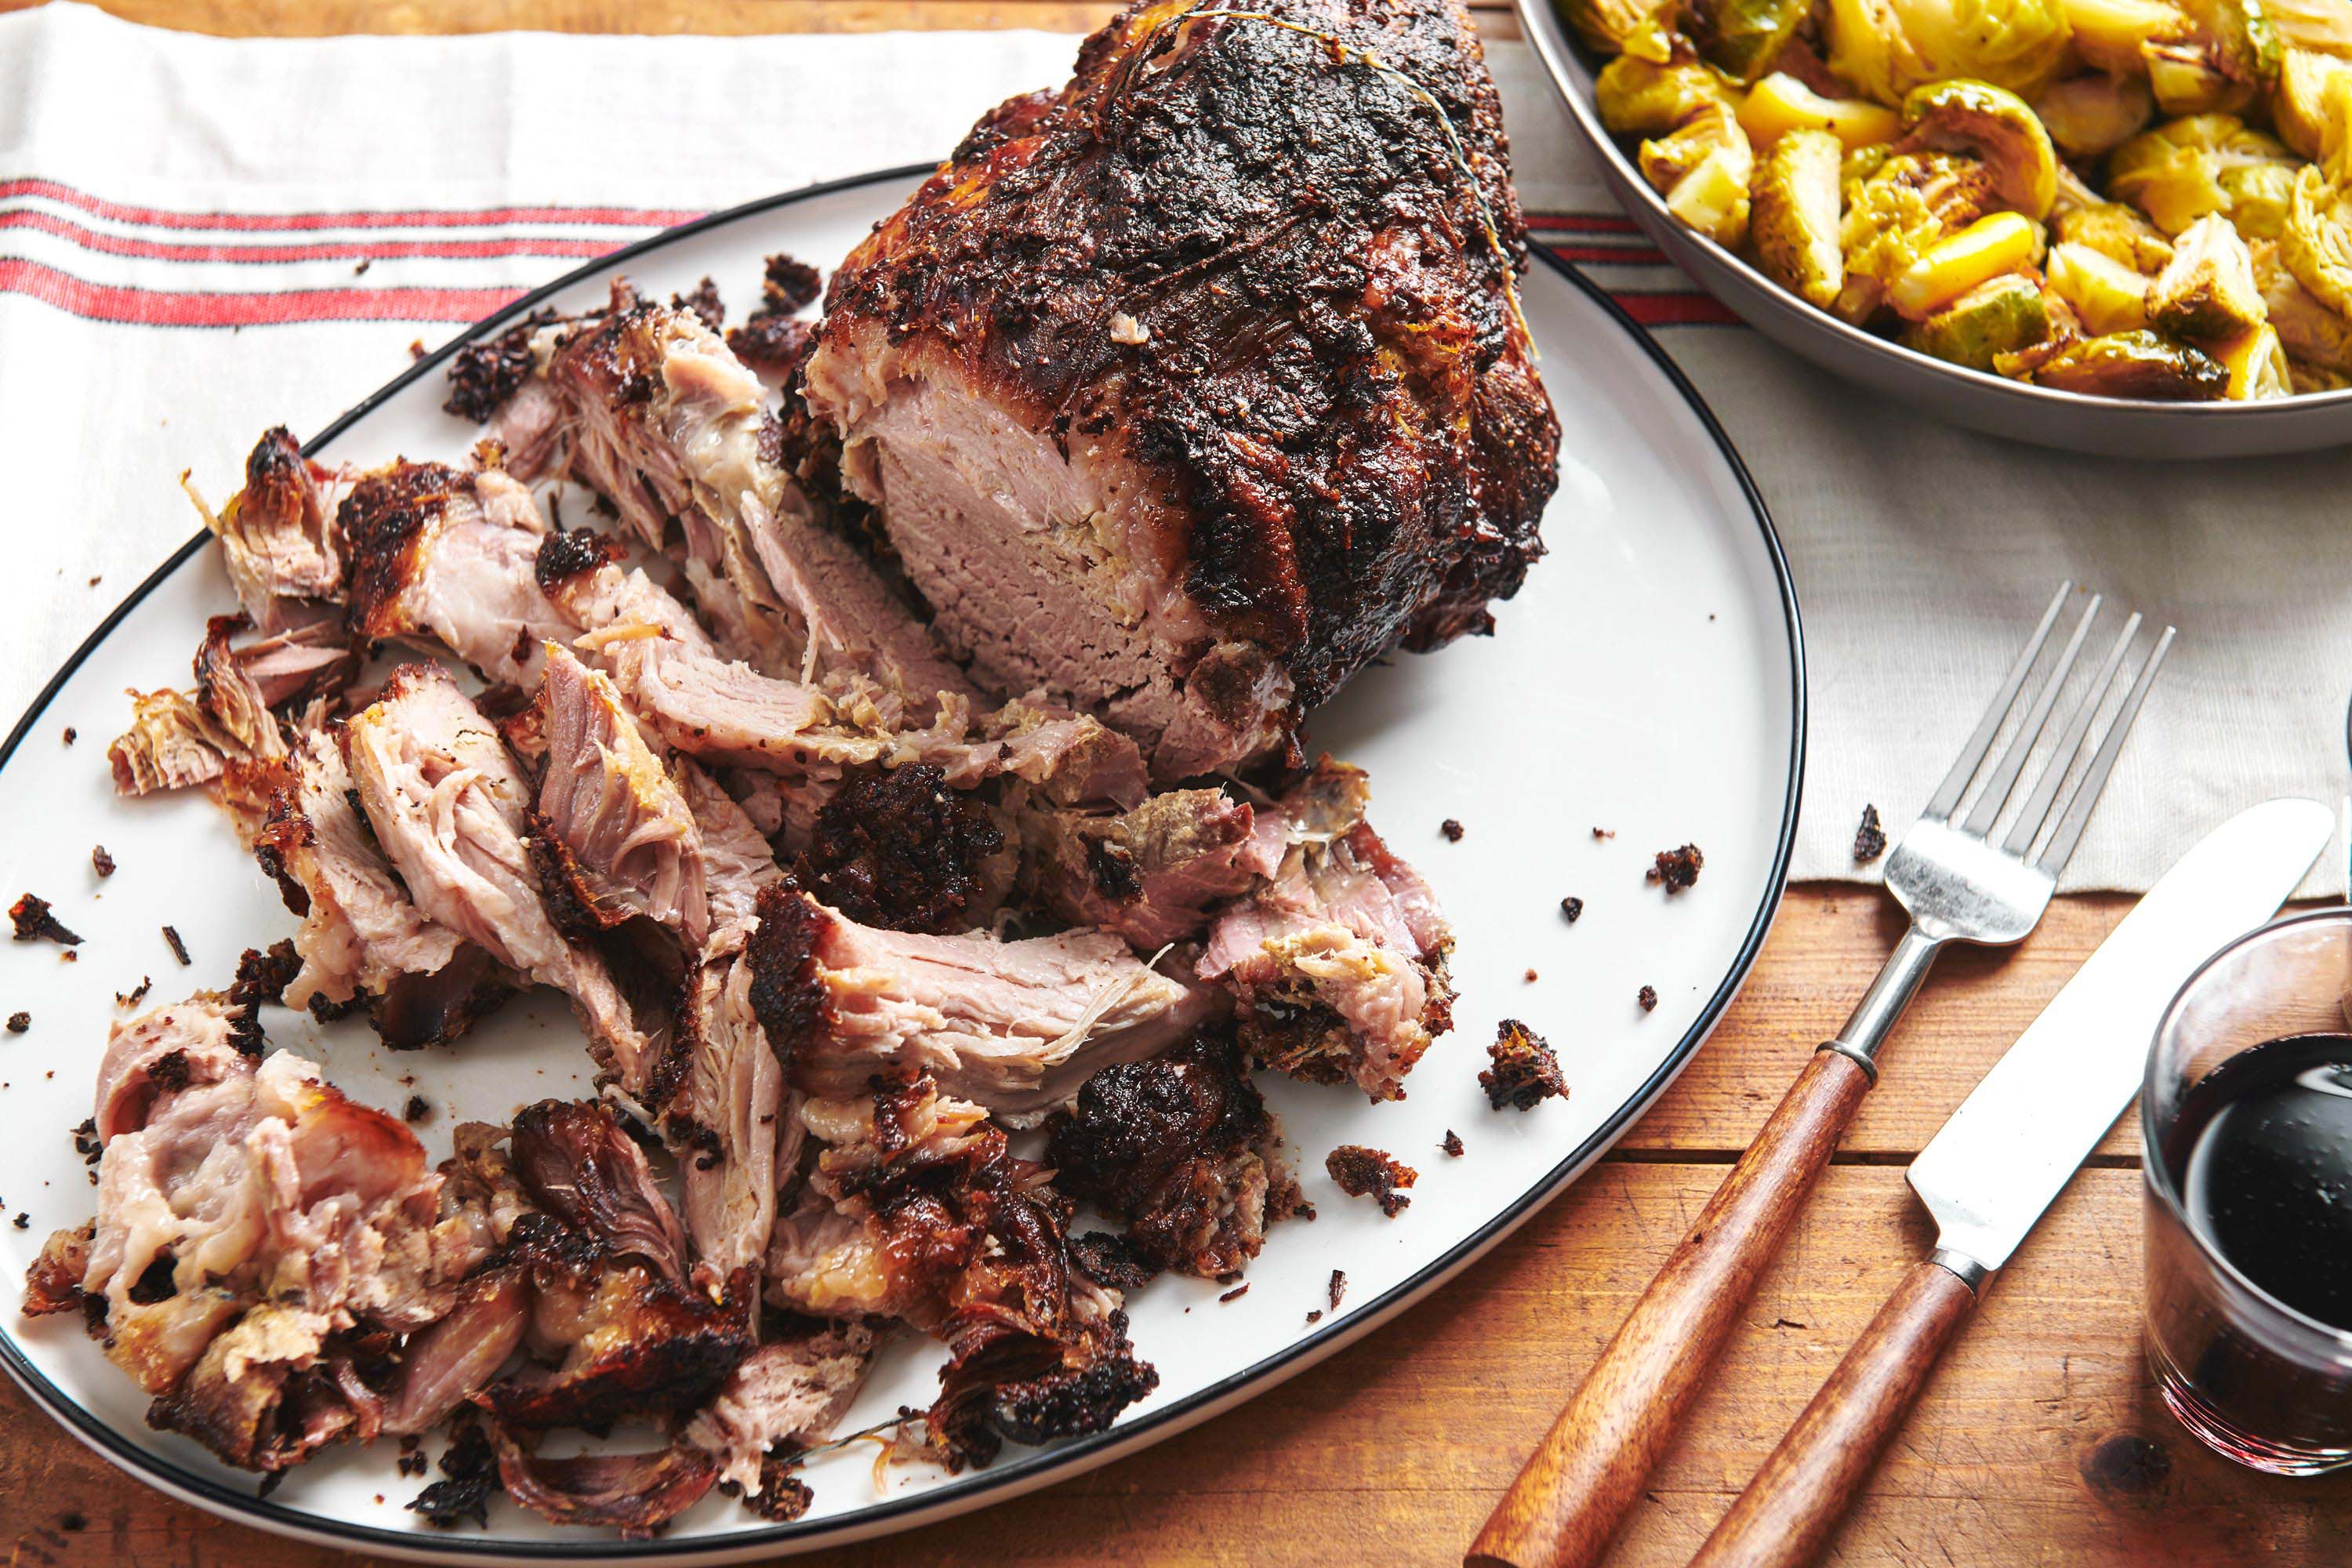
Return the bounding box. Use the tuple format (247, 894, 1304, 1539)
(1689, 1260, 1980, 1568)
(1468, 1050, 1874, 1568)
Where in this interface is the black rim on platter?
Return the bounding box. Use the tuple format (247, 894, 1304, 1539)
(0, 162, 1808, 1560)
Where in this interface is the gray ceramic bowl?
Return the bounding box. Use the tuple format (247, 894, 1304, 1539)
(1512, 0, 2352, 459)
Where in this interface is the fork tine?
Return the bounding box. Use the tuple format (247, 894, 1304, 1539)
(2033, 625, 2176, 877)
(1999, 611, 2141, 857)
(1925, 582, 2074, 821)
(1960, 593, 2102, 836)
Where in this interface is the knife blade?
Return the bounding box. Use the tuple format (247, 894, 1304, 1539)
(1907, 794, 2334, 1279)
(1686, 797, 2332, 1568)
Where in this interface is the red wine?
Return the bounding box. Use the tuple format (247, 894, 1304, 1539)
(2173, 1032, 2352, 1330)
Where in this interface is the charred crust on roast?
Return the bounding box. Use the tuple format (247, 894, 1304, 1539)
(339, 463, 474, 638)
(532, 527, 626, 591)
(525, 812, 633, 941)
(1324, 1145, 1415, 1216)
(817, 0, 1557, 715)
(731, 1462, 815, 1523)
(443, 309, 559, 424)
(408, 1411, 499, 1529)
(1046, 1032, 1301, 1279)
(744, 883, 833, 1073)
(9, 893, 82, 946)
(791, 764, 1006, 935)
(20, 1221, 93, 1317)
(1066, 1229, 1162, 1291)
(986, 1341, 1161, 1446)
(670, 278, 724, 332)
(1440, 1129, 1464, 1157)
(162, 925, 191, 967)
(1480, 1017, 1566, 1111)
(728, 314, 815, 381)
(761, 254, 824, 314)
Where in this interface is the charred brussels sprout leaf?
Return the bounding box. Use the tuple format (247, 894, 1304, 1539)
(2029, 328, 2232, 397)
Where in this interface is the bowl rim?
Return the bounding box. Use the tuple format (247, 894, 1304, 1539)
(1510, 0, 2352, 424)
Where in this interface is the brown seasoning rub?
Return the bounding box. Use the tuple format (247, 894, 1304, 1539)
(1646, 844, 1704, 892)
(162, 925, 191, 966)
(90, 846, 114, 878)
(442, 308, 560, 424)
(1325, 1145, 1416, 1217)
(670, 278, 725, 332)
(1440, 1129, 1464, 1157)
(5, 1013, 26, 1035)
(1638, 984, 1657, 1012)
(1440, 818, 1465, 842)
(1480, 1017, 1566, 1111)
(1853, 803, 1887, 862)
(1559, 895, 1582, 922)
(9, 895, 81, 946)
(814, 0, 1559, 731)
(1327, 1269, 1347, 1309)
(727, 253, 825, 376)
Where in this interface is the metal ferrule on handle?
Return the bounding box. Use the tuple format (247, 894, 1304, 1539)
(1814, 926, 1945, 1087)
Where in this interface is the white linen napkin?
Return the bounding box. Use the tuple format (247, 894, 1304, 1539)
(2, 0, 2344, 894)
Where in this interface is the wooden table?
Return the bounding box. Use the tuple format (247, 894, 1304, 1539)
(5, 3, 2348, 1563)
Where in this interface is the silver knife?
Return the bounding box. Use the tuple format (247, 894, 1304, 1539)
(1686, 797, 2335, 1568)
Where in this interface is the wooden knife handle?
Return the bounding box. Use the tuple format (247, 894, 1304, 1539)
(1688, 1258, 1980, 1568)
(1465, 1048, 1874, 1568)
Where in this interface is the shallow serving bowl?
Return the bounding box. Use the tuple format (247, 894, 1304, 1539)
(1512, 0, 2352, 460)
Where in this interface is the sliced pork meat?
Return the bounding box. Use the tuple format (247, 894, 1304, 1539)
(343, 664, 659, 1090)
(803, 0, 1557, 779)
(684, 1319, 876, 1496)
(225, 606, 361, 711)
(192, 615, 289, 766)
(746, 882, 1222, 1126)
(528, 645, 710, 949)
(147, 1306, 378, 1472)
(1020, 786, 1274, 949)
(1045, 1031, 1304, 1279)
(201, 426, 352, 633)
(380, 1268, 532, 1435)
(670, 927, 793, 1290)
(680, 761, 784, 936)
(764, 1070, 1156, 1465)
(341, 460, 571, 688)
(1199, 760, 1453, 1101)
(533, 528, 717, 655)
(108, 688, 238, 796)
(247, 728, 488, 1036)
(68, 997, 470, 1428)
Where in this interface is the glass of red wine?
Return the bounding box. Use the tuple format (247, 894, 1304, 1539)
(2144, 909, 2352, 1474)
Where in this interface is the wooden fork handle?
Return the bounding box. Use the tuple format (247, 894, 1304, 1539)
(1465, 1048, 1874, 1568)
(1688, 1258, 1981, 1568)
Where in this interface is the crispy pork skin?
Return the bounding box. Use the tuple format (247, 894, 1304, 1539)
(1044, 1031, 1303, 1279)
(804, 0, 1558, 778)
(1198, 760, 1453, 1101)
(746, 883, 1223, 1125)
(341, 461, 571, 688)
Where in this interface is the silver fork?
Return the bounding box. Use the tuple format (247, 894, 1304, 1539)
(1468, 582, 2173, 1568)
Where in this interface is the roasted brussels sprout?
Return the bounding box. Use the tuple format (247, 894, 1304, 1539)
(2108, 114, 2299, 235)
(1900, 272, 2058, 367)
(1641, 103, 1758, 245)
(2281, 159, 2352, 314)
(2146, 212, 2270, 341)
(1595, 53, 1737, 135)
(1900, 79, 2061, 217)
(1740, 71, 1906, 147)
(1687, 0, 1813, 82)
(2266, 0, 2352, 57)
(1751, 129, 1849, 305)
(2143, 0, 2281, 115)
(2034, 73, 2157, 158)
(2028, 329, 2232, 396)
(1837, 151, 1995, 320)
(1559, 0, 1676, 57)
(2053, 201, 2177, 270)
(2252, 235, 2352, 370)
(2212, 321, 2294, 396)
(2048, 240, 2156, 331)
(2063, 0, 2190, 76)
(1887, 209, 2045, 318)
(1824, 0, 2071, 107)
(2274, 48, 2352, 161)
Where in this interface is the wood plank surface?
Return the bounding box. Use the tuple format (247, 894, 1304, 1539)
(0, 1, 2335, 1563)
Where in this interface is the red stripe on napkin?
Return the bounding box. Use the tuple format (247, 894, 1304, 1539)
(1523, 212, 1642, 234)
(0, 257, 524, 325)
(0, 178, 702, 234)
(1606, 290, 1743, 326)
(0, 209, 622, 265)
